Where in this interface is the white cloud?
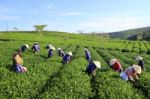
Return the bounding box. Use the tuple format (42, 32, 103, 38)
(78, 16, 150, 32)
(0, 15, 19, 20)
(58, 12, 84, 16)
(47, 4, 53, 9)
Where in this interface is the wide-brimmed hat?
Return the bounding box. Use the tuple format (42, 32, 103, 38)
(47, 44, 52, 48)
(34, 42, 38, 44)
(135, 56, 143, 61)
(110, 59, 117, 66)
(14, 55, 22, 64)
(132, 64, 141, 74)
(25, 44, 29, 48)
(84, 48, 88, 51)
(67, 51, 73, 56)
(50, 46, 55, 50)
(57, 48, 61, 50)
(93, 61, 101, 68)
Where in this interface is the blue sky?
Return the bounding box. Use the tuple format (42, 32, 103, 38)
(0, 0, 150, 33)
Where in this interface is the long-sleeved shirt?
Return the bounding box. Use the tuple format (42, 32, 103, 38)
(138, 60, 144, 69)
(48, 49, 54, 58)
(32, 44, 40, 52)
(63, 54, 71, 63)
(112, 61, 122, 72)
(124, 66, 139, 81)
(58, 50, 64, 57)
(85, 50, 91, 62)
(85, 62, 96, 75)
(21, 45, 27, 52)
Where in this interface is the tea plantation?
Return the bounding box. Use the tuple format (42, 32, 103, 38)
(0, 32, 150, 99)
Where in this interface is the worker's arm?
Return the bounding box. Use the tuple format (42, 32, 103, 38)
(134, 73, 139, 80)
(128, 75, 135, 82)
(127, 71, 135, 82)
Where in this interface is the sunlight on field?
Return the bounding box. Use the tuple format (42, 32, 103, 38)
(0, 32, 150, 98)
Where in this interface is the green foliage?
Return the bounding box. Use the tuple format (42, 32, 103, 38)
(0, 32, 150, 98)
(34, 25, 47, 32)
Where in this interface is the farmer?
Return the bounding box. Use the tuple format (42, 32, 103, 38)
(32, 42, 40, 54)
(120, 64, 141, 82)
(48, 46, 55, 58)
(13, 50, 27, 73)
(20, 44, 29, 52)
(62, 51, 73, 64)
(84, 48, 91, 62)
(110, 59, 123, 73)
(57, 48, 65, 57)
(135, 56, 144, 71)
(85, 60, 101, 76)
(46, 44, 53, 49)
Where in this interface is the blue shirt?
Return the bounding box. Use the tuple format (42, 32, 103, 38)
(32, 44, 40, 52)
(48, 49, 54, 58)
(58, 50, 64, 57)
(85, 50, 91, 61)
(86, 62, 96, 74)
(21, 45, 27, 52)
(63, 54, 71, 63)
(138, 60, 144, 69)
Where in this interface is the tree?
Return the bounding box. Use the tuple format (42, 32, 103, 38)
(14, 27, 18, 31)
(77, 30, 84, 34)
(33, 25, 47, 32)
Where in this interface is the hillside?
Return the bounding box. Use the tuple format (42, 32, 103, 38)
(0, 32, 150, 98)
(109, 27, 150, 40)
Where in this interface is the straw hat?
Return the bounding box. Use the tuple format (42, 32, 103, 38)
(25, 44, 29, 48)
(135, 56, 143, 61)
(50, 46, 55, 50)
(67, 51, 73, 56)
(57, 48, 61, 50)
(84, 48, 88, 51)
(34, 42, 38, 44)
(48, 44, 52, 47)
(132, 64, 141, 74)
(14, 55, 23, 64)
(93, 61, 101, 68)
(110, 59, 117, 66)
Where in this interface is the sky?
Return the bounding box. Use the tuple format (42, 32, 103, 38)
(0, 0, 150, 33)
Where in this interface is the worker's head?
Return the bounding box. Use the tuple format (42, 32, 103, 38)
(132, 64, 141, 74)
(135, 56, 143, 61)
(34, 42, 38, 45)
(84, 48, 88, 51)
(110, 59, 117, 66)
(67, 51, 73, 56)
(57, 48, 61, 51)
(50, 46, 55, 50)
(25, 44, 29, 49)
(93, 61, 101, 69)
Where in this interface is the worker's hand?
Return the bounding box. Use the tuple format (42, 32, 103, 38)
(131, 79, 135, 83)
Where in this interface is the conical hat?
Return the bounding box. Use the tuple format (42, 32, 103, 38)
(132, 64, 141, 74)
(67, 51, 73, 56)
(57, 48, 61, 50)
(84, 48, 88, 51)
(25, 44, 29, 48)
(135, 56, 143, 61)
(47, 44, 52, 48)
(52, 46, 56, 50)
(110, 59, 117, 65)
(14, 55, 23, 64)
(93, 61, 101, 68)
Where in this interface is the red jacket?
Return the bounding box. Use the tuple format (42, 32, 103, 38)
(113, 61, 122, 71)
